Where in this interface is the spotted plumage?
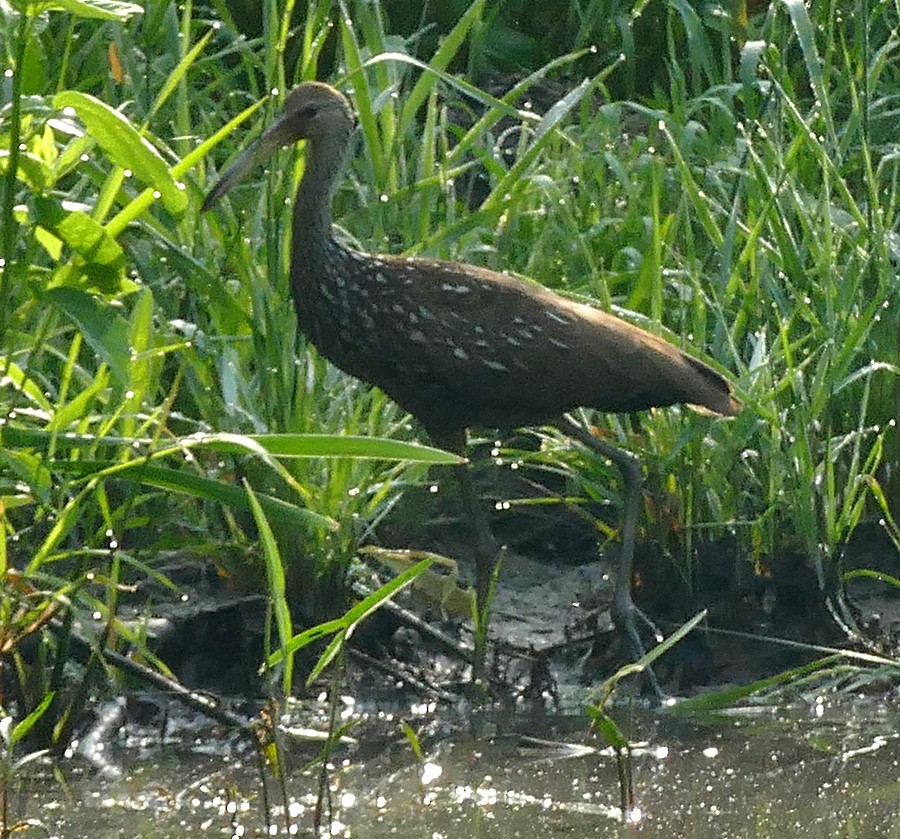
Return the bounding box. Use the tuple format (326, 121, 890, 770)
(203, 82, 741, 695)
(203, 82, 738, 453)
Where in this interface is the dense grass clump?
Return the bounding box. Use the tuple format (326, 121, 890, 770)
(0, 0, 897, 752)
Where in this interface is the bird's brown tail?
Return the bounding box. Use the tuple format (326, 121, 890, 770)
(684, 355, 741, 417)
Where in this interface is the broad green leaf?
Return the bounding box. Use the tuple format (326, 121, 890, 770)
(39, 458, 335, 531)
(45, 287, 131, 384)
(245, 434, 461, 463)
(22, 35, 48, 95)
(34, 0, 142, 19)
(34, 197, 127, 294)
(1, 427, 462, 465)
(0, 151, 51, 191)
(53, 92, 187, 214)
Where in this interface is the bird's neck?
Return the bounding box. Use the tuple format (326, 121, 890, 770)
(291, 131, 351, 281)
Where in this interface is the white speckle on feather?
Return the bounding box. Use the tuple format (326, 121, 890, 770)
(548, 338, 571, 349)
(545, 311, 569, 325)
(453, 347, 469, 360)
(410, 330, 427, 343)
(483, 359, 508, 372)
(441, 283, 471, 294)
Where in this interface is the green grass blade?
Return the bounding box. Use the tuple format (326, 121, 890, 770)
(244, 479, 294, 695)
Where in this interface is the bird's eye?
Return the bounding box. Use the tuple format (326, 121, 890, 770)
(299, 105, 317, 119)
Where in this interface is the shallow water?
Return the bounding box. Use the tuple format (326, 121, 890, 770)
(14, 691, 900, 838)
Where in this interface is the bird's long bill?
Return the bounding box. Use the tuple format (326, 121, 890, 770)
(201, 115, 296, 212)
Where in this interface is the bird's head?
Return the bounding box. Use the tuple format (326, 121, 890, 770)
(202, 82, 355, 211)
(275, 82, 356, 142)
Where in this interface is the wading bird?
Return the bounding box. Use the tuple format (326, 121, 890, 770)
(202, 82, 740, 695)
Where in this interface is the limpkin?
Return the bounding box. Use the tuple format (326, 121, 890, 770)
(203, 82, 740, 693)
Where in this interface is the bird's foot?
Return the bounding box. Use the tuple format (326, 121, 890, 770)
(611, 597, 667, 705)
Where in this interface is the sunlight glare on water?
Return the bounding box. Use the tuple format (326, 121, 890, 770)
(421, 762, 442, 785)
(18, 696, 900, 837)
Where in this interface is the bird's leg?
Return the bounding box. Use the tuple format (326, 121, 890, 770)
(454, 459, 501, 685)
(455, 462, 498, 608)
(555, 417, 665, 701)
(433, 430, 500, 684)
